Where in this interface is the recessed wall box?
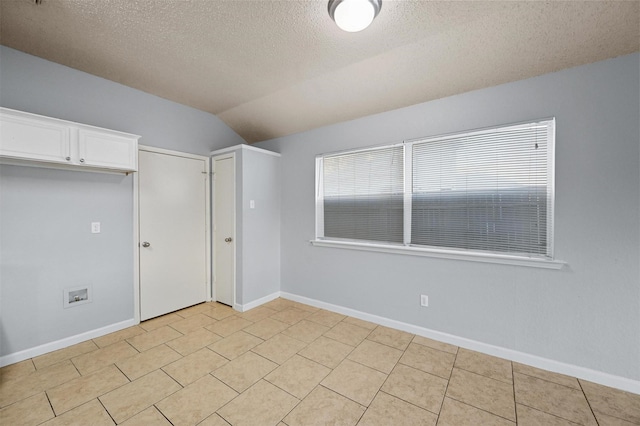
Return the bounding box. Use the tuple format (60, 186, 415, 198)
(63, 286, 92, 308)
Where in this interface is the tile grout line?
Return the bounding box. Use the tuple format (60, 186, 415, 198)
(435, 344, 460, 425)
(275, 380, 305, 424)
(361, 334, 413, 352)
(317, 383, 369, 413)
(322, 321, 374, 346)
(578, 378, 601, 426)
(444, 395, 519, 424)
(70, 358, 82, 377)
(281, 321, 331, 346)
(216, 412, 233, 425)
(516, 402, 584, 425)
(211, 379, 244, 424)
(454, 364, 514, 385)
(345, 351, 396, 376)
(262, 373, 308, 401)
(577, 379, 633, 425)
(513, 367, 586, 392)
(511, 361, 518, 425)
(112, 362, 132, 384)
(209, 377, 242, 421)
(123, 337, 142, 355)
(377, 388, 441, 417)
(206, 344, 235, 363)
(322, 333, 373, 348)
(97, 397, 118, 425)
(353, 393, 369, 425)
(217, 413, 233, 425)
(154, 402, 177, 425)
(43, 390, 56, 421)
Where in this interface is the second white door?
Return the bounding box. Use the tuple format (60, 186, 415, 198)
(213, 154, 235, 306)
(139, 149, 209, 321)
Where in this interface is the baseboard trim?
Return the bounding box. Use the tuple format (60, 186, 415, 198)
(280, 292, 640, 395)
(4, 293, 638, 395)
(234, 291, 281, 313)
(0, 318, 138, 367)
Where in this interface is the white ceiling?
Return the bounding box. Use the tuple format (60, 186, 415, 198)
(1, 0, 638, 143)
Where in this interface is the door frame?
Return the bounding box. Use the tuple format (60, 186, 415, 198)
(211, 152, 237, 308)
(133, 145, 211, 323)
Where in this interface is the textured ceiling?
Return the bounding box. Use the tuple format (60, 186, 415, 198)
(1, 1, 638, 143)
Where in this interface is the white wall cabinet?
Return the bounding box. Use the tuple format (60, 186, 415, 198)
(0, 107, 139, 172)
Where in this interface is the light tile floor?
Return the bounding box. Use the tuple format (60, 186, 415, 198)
(1, 298, 639, 425)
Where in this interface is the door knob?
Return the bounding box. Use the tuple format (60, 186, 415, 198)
(142, 241, 151, 247)
(224, 237, 233, 243)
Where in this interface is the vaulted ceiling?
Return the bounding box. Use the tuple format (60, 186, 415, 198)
(1, 0, 638, 143)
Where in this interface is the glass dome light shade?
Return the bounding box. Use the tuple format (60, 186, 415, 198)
(328, 0, 382, 33)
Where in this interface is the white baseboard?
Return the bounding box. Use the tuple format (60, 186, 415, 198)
(0, 318, 138, 367)
(280, 292, 640, 395)
(3, 292, 638, 396)
(234, 291, 281, 313)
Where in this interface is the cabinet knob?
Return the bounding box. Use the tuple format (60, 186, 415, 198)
(141, 241, 151, 248)
(225, 237, 233, 243)
(65, 156, 71, 161)
(79, 158, 85, 163)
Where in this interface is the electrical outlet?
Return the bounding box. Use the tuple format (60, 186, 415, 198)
(420, 294, 429, 307)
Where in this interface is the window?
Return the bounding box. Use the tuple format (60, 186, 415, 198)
(315, 119, 556, 264)
(318, 145, 404, 243)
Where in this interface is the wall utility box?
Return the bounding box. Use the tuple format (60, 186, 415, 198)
(63, 285, 92, 308)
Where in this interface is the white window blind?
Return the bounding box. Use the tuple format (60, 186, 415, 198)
(315, 118, 555, 262)
(410, 120, 553, 257)
(320, 145, 404, 243)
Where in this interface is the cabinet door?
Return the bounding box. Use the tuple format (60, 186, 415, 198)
(0, 114, 71, 163)
(78, 129, 137, 171)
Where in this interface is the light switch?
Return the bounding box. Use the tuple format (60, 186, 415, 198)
(250, 200, 255, 209)
(91, 222, 101, 233)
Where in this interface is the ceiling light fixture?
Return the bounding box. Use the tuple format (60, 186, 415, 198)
(328, 0, 382, 33)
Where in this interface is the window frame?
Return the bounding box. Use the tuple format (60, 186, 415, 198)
(313, 119, 565, 270)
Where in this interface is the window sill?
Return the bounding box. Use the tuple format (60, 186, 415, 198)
(310, 239, 566, 270)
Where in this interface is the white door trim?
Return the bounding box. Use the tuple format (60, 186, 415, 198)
(134, 145, 211, 324)
(211, 152, 236, 308)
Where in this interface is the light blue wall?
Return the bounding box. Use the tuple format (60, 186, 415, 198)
(0, 47, 245, 358)
(240, 149, 281, 304)
(0, 166, 133, 356)
(256, 53, 640, 381)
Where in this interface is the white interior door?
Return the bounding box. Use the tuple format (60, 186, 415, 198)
(213, 154, 235, 306)
(139, 149, 208, 320)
